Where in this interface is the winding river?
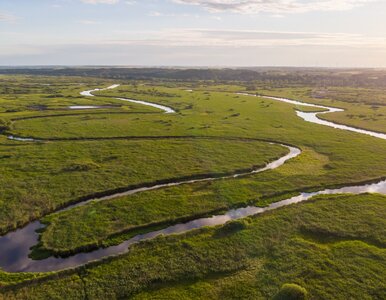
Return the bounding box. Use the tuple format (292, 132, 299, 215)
(81, 84, 176, 114)
(0, 85, 385, 273)
(238, 93, 386, 140)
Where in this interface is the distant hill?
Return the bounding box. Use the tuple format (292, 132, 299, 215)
(1, 67, 386, 87)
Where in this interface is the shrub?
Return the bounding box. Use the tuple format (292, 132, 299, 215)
(273, 283, 308, 300)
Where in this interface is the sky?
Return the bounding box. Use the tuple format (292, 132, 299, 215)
(1, 0, 386, 67)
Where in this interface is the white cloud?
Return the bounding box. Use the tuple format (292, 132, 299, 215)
(149, 11, 163, 17)
(0, 11, 17, 23)
(81, 0, 135, 6)
(2, 40, 386, 67)
(80, 0, 120, 4)
(148, 11, 201, 18)
(172, 0, 377, 14)
(2, 28, 386, 67)
(77, 20, 100, 25)
(106, 28, 386, 48)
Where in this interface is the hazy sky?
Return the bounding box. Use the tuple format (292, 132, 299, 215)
(1, 0, 386, 67)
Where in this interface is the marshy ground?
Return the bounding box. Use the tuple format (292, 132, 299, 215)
(0, 75, 385, 299)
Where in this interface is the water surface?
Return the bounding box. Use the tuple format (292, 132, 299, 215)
(81, 85, 176, 114)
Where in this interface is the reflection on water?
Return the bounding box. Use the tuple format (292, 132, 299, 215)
(6, 84, 175, 142)
(68, 106, 103, 110)
(1, 179, 385, 273)
(7, 135, 37, 142)
(79, 84, 120, 97)
(296, 110, 386, 140)
(238, 93, 386, 140)
(116, 97, 175, 114)
(81, 85, 176, 114)
(0, 145, 300, 272)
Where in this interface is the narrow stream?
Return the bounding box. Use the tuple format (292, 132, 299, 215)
(6, 84, 175, 141)
(7, 135, 37, 142)
(0, 144, 300, 272)
(238, 93, 386, 140)
(1, 178, 385, 273)
(68, 106, 106, 110)
(81, 85, 176, 114)
(0, 85, 385, 273)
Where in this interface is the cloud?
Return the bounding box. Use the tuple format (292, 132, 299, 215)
(2, 28, 386, 67)
(2, 41, 386, 67)
(82, 0, 136, 5)
(172, 0, 377, 14)
(106, 28, 386, 48)
(77, 20, 100, 25)
(148, 11, 201, 18)
(80, 0, 120, 4)
(0, 11, 17, 23)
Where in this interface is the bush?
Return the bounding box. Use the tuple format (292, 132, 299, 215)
(273, 283, 308, 300)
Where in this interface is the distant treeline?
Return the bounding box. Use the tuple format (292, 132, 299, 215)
(1, 67, 386, 88)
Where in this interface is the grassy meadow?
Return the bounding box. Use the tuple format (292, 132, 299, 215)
(2, 81, 386, 256)
(248, 86, 386, 134)
(0, 75, 385, 299)
(0, 137, 287, 233)
(1, 193, 385, 299)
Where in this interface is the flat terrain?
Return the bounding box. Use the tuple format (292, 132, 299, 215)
(1, 193, 385, 299)
(0, 73, 385, 299)
(250, 86, 386, 134)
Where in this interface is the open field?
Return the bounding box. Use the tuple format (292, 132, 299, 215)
(0, 73, 385, 299)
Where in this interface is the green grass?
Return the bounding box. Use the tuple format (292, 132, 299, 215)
(1, 79, 386, 256)
(0, 137, 285, 233)
(0, 76, 386, 299)
(21, 84, 386, 255)
(1, 194, 385, 299)
(0, 76, 156, 122)
(251, 86, 386, 133)
(0, 271, 48, 288)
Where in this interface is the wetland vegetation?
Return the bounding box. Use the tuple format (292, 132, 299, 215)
(0, 69, 385, 299)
